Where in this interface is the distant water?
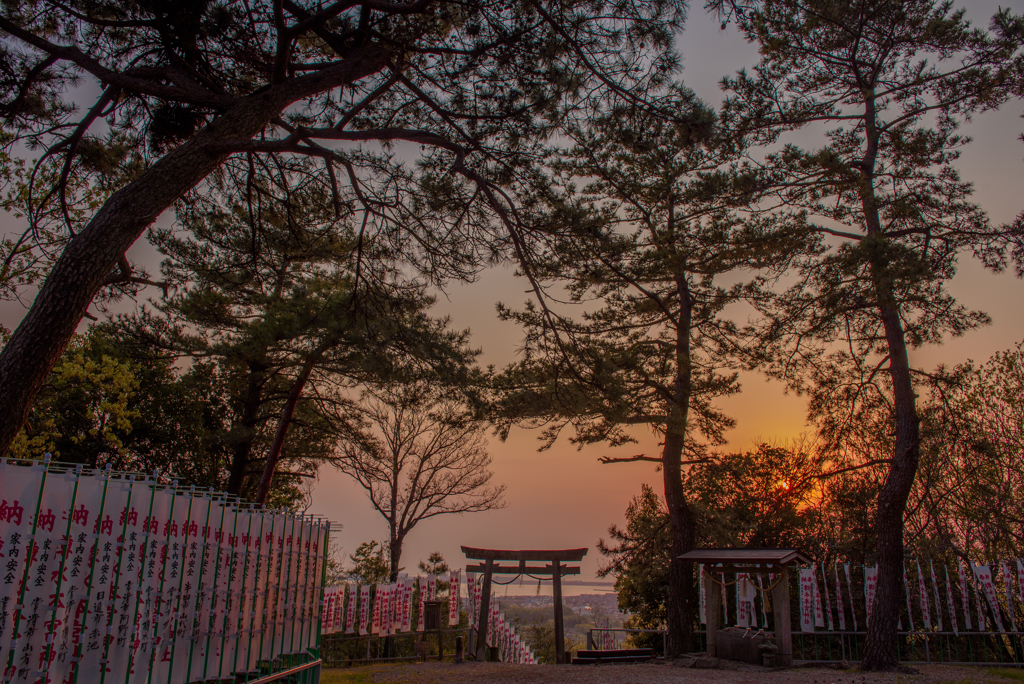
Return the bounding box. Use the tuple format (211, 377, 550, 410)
(478, 578, 616, 597)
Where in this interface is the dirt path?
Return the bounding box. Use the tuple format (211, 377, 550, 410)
(322, 661, 1023, 684)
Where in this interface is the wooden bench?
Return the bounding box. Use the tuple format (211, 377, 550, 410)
(572, 648, 655, 664)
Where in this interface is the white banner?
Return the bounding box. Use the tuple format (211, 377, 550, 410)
(929, 560, 943, 632)
(959, 562, 973, 631)
(945, 567, 959, 635)
(917, 562, 932, 629)
(370, 585, 382, 635)
(757, 575, 768, 627)
(973, 564, 1004, 632)
(812, 565, 825, 628)
(844, 564, 857, 631)
(358, 585, 370, 635)
(1017, 560, 1024, 617)
(698, 569, 705, 624)
(799, 568, 815, 632)
(821, 567, 834, 631)
(736, 574, 754, 628)
(400, 576, 413, 633)
(719, 573, 726, 622)
(1002, 562, 1016, 632)
(833, 564, 845, 630)
(0, 463, 332, 684)
(902, 566, 913, 631)
(864, 567, 877, 627)
(448, 570, 460, 626)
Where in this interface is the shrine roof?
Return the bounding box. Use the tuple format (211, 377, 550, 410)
(677, 548, 812, 566)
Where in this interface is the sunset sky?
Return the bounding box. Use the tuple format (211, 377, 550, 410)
(2, 0, 1023, 590)
(309, 0, 1024, 586)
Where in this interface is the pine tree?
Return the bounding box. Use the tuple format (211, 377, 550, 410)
(128, 160, 479, 502)
(717, 0, 1024, 668)
(0, 0, 688, 456)
(495, 89, 809, 655)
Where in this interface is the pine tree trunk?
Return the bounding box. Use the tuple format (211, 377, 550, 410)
(663, 430, 697, 657)
(663, 259, 697, 657)
(860, 298, 920, 670)
(227, 361, 268, 495)
(857, 116, 921, 666)
(255, 356, 317, 503)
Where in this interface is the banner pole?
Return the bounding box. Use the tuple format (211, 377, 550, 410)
(317, 523, 330, 655)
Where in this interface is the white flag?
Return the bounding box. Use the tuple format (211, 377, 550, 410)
(864, 566, 877, 626)
(799, 568, 816, 632)
(944, 567, 958, 635)
(466, 574, 476, 629)
(346, 585, 358, 634)
(959, 562, 973, 631)
(929, 560, 943, 632)
(1003, 562, 1017, 632)
(833, 564, 846, 630)
(973, 564, 1004, 632)
(812, 565, 825, 628)
(844, 564, 857, 632)
(917, 561, 932, 629)
(698, 569, 706, 624)
(448, 570, 460, 626)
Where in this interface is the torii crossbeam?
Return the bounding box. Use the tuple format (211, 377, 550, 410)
(462, 546, 588, 664)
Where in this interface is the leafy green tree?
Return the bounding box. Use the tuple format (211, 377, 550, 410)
(4, 325, 316, 500)
(718, 0, 1024, 668)
(597, 485, 670, 652)
(685, 442, 824, 552)
(345, 540, 392, 585)
(520, 619, 583, 664)
(0, 0, 688, 460)
(495, 89, 807, 654)
(8, 327, 140, 463)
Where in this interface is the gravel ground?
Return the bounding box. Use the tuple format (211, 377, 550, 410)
(321, 661, 1024, 684)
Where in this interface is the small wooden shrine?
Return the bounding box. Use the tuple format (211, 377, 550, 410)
(462, 546, 587, 664)
(678, 547, 812, 667)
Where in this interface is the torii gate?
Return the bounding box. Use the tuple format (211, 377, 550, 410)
(462, 546, 588, 664)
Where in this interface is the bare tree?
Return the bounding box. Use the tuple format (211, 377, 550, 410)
(333, 382, 506, 579)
